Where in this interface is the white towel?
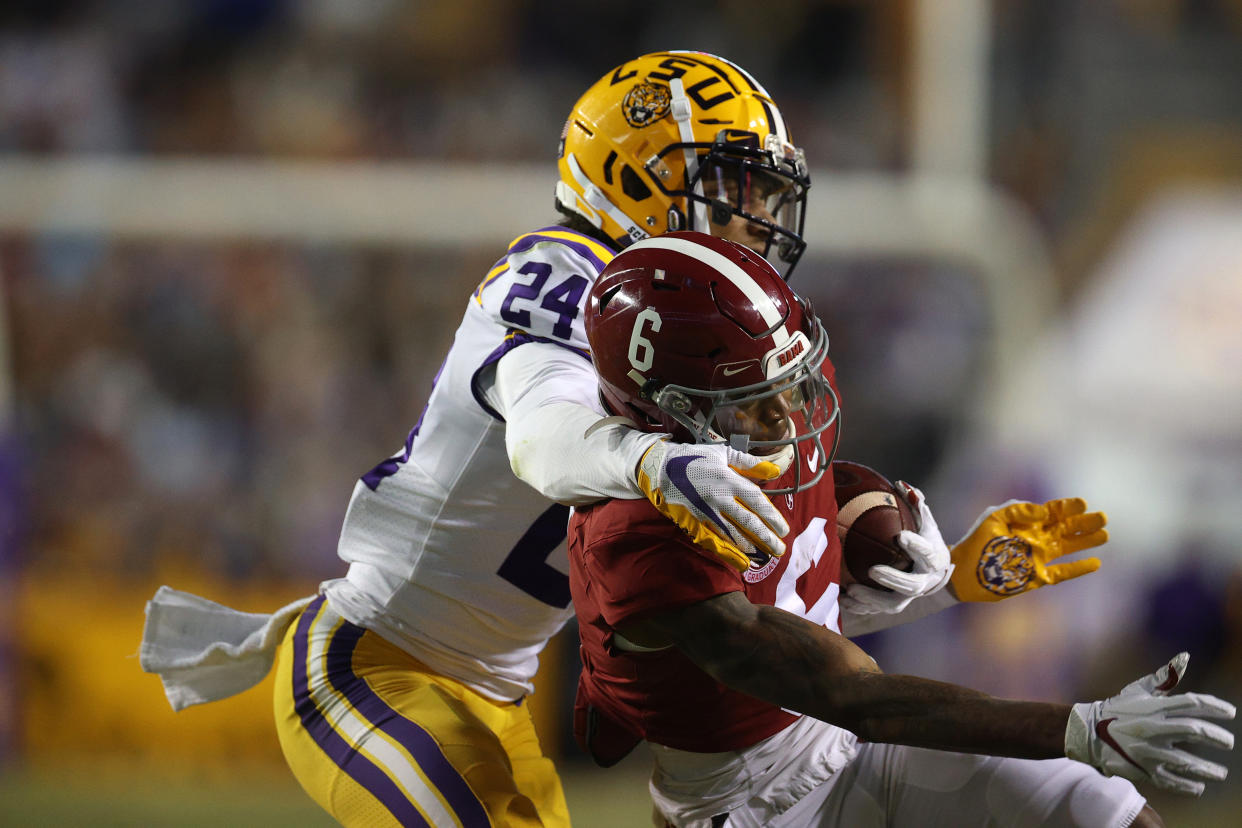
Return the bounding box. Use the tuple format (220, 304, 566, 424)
(139, 585, 314, 712)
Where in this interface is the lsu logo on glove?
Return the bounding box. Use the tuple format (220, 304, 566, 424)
(950, 498, 1107, 603)
(975, 535, 1037, 597)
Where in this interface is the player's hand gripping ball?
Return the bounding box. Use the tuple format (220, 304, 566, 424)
(834, 461, 954, 616)
(833, 461, 917, 589)
(950, 497, 1108, 602)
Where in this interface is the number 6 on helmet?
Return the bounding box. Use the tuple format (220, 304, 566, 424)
(626, 308, 662, 384)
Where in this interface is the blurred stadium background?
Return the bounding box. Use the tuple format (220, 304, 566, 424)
(1, 0, 1240, 825)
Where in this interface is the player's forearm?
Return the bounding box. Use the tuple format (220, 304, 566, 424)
(835, 672, 1071, 758)
(505, 402, 656, 504)
(692, 602, 1068, 760)
(491, 343, 659, 504)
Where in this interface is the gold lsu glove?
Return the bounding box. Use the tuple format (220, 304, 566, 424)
(637, 440, 789, 573)
(950, 497, 1108, 602)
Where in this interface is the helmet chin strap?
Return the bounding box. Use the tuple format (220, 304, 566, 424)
(554, 180, 601, 227)
(564, 153, 649, 245)
(765, 445, 796, 475)
(726, 432, 795, 474)
(669, 78, 709, 232)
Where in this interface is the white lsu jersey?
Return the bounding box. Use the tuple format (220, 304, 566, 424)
(323, 226, 616, 701)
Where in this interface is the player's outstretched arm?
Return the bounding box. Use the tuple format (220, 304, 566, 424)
(635, 592, 1069, 758)
(493, 342, 789, 568)
(950, 497, 1108, 602)
(843, 495, 1112, 637)
(627, 593, 1235, 794)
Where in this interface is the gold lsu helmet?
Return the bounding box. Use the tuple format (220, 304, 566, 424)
(556, 51, 811, 279)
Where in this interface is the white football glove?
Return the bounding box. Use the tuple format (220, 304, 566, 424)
(1065, 652, 1235, 795)
(637, 440, 789, 572)
(839, 483, 953, 616)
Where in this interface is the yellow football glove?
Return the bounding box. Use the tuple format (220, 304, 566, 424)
(637, 440, 789, 572)
(950, 497, 1108, 602)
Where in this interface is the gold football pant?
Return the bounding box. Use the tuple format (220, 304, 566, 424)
(273, 595, 570, 827)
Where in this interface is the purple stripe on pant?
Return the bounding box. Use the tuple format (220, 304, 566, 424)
(323, 617, 491, 827)
(291, 595, 431, 826)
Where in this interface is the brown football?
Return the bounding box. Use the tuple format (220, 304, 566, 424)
(832, 460, 917, 591)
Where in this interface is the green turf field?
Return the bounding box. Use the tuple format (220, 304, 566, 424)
(1, 755, 1236, 826)
(0, 756, 653, 827)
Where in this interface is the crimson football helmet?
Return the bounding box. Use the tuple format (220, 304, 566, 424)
(585, 231, 840, 494)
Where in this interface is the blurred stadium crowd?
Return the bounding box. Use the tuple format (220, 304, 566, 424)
(2, 0, 1241, 822)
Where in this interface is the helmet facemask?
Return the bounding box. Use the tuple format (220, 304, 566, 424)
(648, 130, 810, 280)
(647, 318, 839, 494)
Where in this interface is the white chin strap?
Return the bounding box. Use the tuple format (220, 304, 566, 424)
(669, 78, 709, 231)
(722, 436, 795, 474)
(723, 423, 796, 474)
(766, 444, 796, 475)
(562, 153, 649, 244)
(555, 180, 601, 227)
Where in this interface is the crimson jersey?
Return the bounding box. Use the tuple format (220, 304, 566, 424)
(567, 444, 842, 753)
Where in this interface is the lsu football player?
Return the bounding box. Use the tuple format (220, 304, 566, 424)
(570, 233, 1234, 828)
(142, 52, 1117, 826)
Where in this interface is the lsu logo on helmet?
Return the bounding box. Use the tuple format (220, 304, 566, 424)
(622, 81, 672, 128)
(975, 535, 1036, 596)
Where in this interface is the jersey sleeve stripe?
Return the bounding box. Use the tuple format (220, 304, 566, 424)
(361, 358, 445, 490)
(473, 228, 614, 306)
(470, 330, 592, 422)
(472, 258, 512, 305)
(508, 227, 615, 273)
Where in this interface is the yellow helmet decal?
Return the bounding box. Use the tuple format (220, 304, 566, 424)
(621, 80, 672, 128)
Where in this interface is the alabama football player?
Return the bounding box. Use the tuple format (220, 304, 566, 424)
(569, 233, 1233, 827)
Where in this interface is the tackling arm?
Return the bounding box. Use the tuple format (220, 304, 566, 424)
(492, 342, 789, 565)
(490, 341, 660, 505)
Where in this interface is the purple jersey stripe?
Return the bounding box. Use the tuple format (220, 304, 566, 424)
(291, 597, 432, 827)
(509, 228, 612, 274)
(324, 621, 493, 828)
(470, 330, 591, 422)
